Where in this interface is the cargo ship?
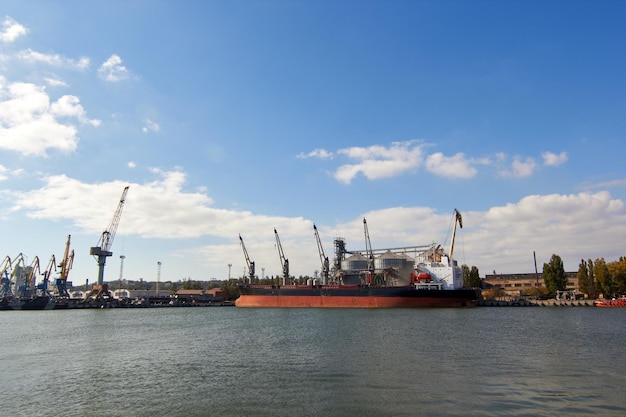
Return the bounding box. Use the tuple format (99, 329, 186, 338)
(236, 283, 478, 308)
(236, 211, 479, 308)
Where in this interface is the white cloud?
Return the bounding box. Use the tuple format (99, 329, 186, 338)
(296, 148, 333, 159)
(582, 178, 626, 190)
(0, 164, 23, 182)
(304, 140, 558, 183)
(511, 157, 536, 177)
(425, 152, 478, 179)
(0, 17, 28, 42)
(466, 191, 626, 274)
(8, 171, 626, 280)
(499, 156, 536, 178)
(142, 118, 160, 133)
(542, 151, 568, 167)
(98, 54, 133, 82)
(44, 77, 68, 87)
(128, 161, 137, 168)
(17, 49, 90, 70)
(334, 140, 426, 184)
(51, 95, 100, 126)
(12, 170, 308, 240)
(0, 78, 99, 156)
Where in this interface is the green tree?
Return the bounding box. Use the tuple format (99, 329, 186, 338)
(221, 279, 241, 300)
(483, 287, 505, 301)
(462, 265, 481, 288)
(523, 286, 551, 299)
(577, 259, 598, 298)
(182, 278, 202, 290)
(594, 258, 613, 297)
(607, 257, 626, 295)
(462, 265, 470, 287)
(543, 254, 567, 294)
(469, 266, 481, 288)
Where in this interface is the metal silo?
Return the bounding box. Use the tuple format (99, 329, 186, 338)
(341, 253, 368, 271)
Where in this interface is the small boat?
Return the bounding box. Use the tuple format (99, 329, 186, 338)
(594, 296, 626, 307)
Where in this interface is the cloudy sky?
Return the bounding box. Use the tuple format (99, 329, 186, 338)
(1, 1, 625, 285)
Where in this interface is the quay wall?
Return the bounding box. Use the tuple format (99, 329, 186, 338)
(476, 299, 597, 307)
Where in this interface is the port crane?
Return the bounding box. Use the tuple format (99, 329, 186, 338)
(363, 218, 375, 276)
(18, 256, 40, 299)
(89, 186, 129, 297)
(56, 235, 74, 297)
(274, 228, 289, 285)
(0, 256, 12, 298)
(239, 234, 255, 283)
(448, 209, 463, 262)
(10, 253, 26, 298)
(313, 224, 329, 285)
(41, 255, 56, 295)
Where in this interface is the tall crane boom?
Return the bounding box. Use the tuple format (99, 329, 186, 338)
(56, 235, 74, 297)
(41, 255, 56, 293)
(363, 218, 374, 275)
(448, 208, 463, 262)
(274, 228, 289, 285)
(90, 186, 129, 286)
(239, 234, 255, 283)
(313, 224, 329, 284)
(21, 256, 40, 298)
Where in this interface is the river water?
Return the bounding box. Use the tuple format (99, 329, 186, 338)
(2, 307, 625, 416)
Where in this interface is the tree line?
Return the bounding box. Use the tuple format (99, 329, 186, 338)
(468, 254, 626, 299)
(576, 256, 626, 298)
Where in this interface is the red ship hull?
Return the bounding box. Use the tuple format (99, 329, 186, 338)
(236, 285, 477, 308)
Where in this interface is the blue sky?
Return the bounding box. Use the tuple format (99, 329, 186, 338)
(1, 0, 625, 285)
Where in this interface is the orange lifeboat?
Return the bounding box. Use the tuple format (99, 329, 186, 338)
(411, 272, 431, 283)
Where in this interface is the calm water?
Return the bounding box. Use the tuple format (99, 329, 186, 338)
(2, 307, 625, 416)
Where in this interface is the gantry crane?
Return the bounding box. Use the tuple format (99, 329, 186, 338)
(56, 235, 74, 298)
(274, 228, 289, 285)
(239, 234, 255, 283)
(313, 224, 329, 284)
(90, 186, 129, 287)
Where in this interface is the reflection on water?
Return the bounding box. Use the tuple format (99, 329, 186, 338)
(2, 307, 625, 416)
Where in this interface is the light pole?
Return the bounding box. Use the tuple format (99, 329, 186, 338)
(228, 263, 232, 280)
(118, 255, 125, 299)
(156, 261, 161, 297)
